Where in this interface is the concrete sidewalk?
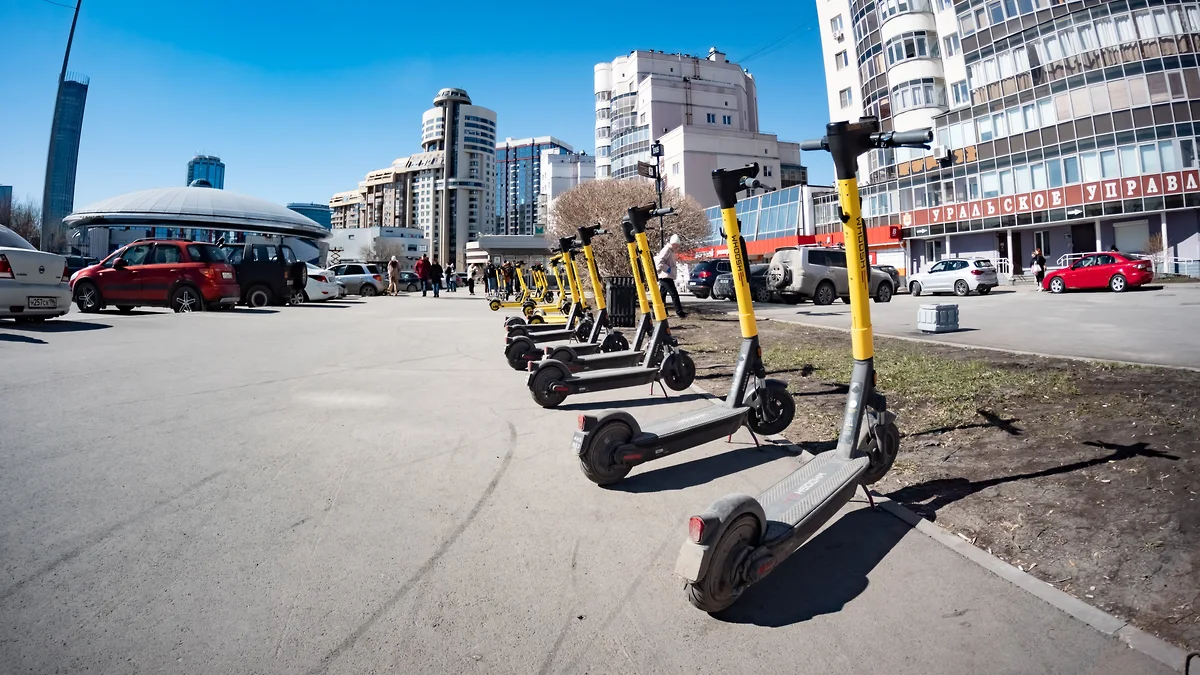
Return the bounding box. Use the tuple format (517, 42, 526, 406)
(742, 282, 1200, 369)
(0, 298, 1183, 674)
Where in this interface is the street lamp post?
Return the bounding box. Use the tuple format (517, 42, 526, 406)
(651, 141, 665, 249)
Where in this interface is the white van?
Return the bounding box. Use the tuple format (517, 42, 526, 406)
(766, 246, 895, 305)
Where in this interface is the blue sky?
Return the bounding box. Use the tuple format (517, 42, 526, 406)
(0, 0, 835, 210)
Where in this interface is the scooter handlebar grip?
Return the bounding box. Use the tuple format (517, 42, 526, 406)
(883, 129, 934, 147)
(799, 139, 826, 151)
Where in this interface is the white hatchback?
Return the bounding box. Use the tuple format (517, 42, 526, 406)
(908, 258, 1000, 297)
(0, 225, 72, 322)
(304, 263, 342, 302)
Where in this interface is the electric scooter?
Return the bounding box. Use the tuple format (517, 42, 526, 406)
(566, 164, 796, 485)
(504, 227, 617, 350)
(488, 262, 534, 312)
(673, 119, 930, 612)
(505, 240, 590, 334)
(526, 217, 658, 373)
(526, 205, 695, 409)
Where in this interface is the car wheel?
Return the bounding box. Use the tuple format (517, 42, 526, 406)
(290, 291, 305, 305)
(875, 282, 893, 303)
(246, 285, 273, 308)
(753, 285, 770, 303)
(170, 285, 204, 313)
(953, 279, 970, 297)
(813, 281, 836, 306)
(360, 284, 377, 297)
(117, 305, 134, 314)
(1049, 277, 1066, 294)
(910, 281, 922, 297)
(693, 289, 709, 299)
(977, 286, 991, 295)
(1109, 274, 1127, 293)
(74, 281, 102, 313)
(406, 283, 418, 292)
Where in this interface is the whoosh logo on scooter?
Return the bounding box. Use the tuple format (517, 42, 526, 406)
(786, 473, 827, 501)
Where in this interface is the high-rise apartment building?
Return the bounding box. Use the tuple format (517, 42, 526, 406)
(494, 136, 571, 236)
(0, 185, 12, 227)
(287, 203, 332, 229)
(593, 48, 805, 208)
(187, 155, 226, 189)
(331, 88, 496, 268)
(41, 73, 89, 253)
(814, 0, 1200, 274)
(538, 151, 596, 234)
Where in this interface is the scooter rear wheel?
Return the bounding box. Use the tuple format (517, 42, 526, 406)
(859, 419, 901, 486)
(505, 317, 526, 328)
(600, 332, 629, 353)
(747, 387, 796, 436)
(530, 315, 545, 325)
(530, 368, 569, 409)
(523, 304, 536, 318)
(506, 341, 536, 371)
(547, 346, 575, 363)
(686, 514, 760, 613)
(579, 420, 633, 486)
(489, 300, 502, 311)
(660, 352, 696, 391)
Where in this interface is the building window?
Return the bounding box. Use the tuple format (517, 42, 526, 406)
(831, 15, 844, 35)
(835, 50, 848, 69)
(839, 88, 853, 107)
(722, 115, 732, 125)
(672, 162, 680, 175)
(1034, 231, 1052, 257)
(943, 33, 960, 56)
(706, 113, 717, 123)
(885, 31, 940, 66)
(951, 80, 969, 106)
(763, 165, 773, 177)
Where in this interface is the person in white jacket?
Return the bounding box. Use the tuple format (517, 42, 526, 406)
(654, 234, 687, 318)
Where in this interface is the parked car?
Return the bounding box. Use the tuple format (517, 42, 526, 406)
(712, 264, 773, 302)
(220, 242, 308, 307)
(72, 239, 240, 313)
(303, 263, 342, 302)
(1, 224, 71, 322)
(687, 259, 731, 298)
(331, 262, 385, 296)
(63, 255, 99, 278)
(390, 270, 422, 293)
(766, 246, 894, 305)
(1043, 252, 1153, 293)
(908, 258, 999, 297)
(876, 264, 902, 291)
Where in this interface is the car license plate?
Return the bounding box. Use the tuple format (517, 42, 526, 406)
(27, 297, 57, 309)
(570, 432, 586, 456)
(222, 272, 233, 279)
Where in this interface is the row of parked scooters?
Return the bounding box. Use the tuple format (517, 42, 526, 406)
(489, 119, 929, 613)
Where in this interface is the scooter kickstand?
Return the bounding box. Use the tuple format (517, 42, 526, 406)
(862, 484, 878, 511)
(747, 428, 761, 448)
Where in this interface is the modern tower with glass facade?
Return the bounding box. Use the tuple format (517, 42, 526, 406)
(187, 155, 226, 189)
(494, 136, 571, 236)
(41, 73, 89, 253)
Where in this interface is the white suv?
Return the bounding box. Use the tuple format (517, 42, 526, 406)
(908, 258, 999, 297)
(766, 246, 895, 305)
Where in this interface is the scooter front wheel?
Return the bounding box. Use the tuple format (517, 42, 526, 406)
(747, 387, 796, 435)
(530, 368, 569, 409)
(660, 352, 696, 391)
(489, 300, 502, 311)
(600, 332, 629, 353)
(686, 514, 760, 613)
(530, 314, 545, 325)
(859, 419, 900, 486)
(573, 318, 594, 341)
(523, 304, 537, 318)
(579, 420, 634, 486)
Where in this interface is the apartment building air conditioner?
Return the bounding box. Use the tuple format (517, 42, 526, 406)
(833, 30, 845, 42)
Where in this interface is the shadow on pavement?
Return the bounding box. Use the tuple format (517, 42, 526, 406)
(2, 320, 111, 333)
(715, 506, 907, 627)
(295, 303, 351, 309)
(227, 308, 280, 315)
(559, 392, 705, 412)
(0, 333, 48, 344)
(884, 440, 1178, 521)
(613, 443, 799, 493)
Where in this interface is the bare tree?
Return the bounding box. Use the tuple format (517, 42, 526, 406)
(359, 238, 408, 265)
(548, 179, 710, 280)
(8, 198, 42, 249)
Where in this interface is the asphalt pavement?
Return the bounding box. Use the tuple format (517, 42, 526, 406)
(742, 281, 1200, 369)
(0, 296, 1181, 674)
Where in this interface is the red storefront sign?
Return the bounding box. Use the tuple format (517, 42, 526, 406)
(912, 169, 1200, 226)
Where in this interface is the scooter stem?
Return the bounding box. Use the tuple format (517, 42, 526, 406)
(628, 206, 668, 322)
(711, 164, 762, 341)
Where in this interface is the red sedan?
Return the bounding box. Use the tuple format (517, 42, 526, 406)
(1043, 252, 1154, 293)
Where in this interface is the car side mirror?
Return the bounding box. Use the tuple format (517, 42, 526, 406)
(113, 258, 128, 270)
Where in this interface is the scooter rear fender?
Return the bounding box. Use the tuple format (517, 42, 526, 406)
(527, 359, 572, 389)
(675, 494, 766, 583)
(572, 410, 643, 458)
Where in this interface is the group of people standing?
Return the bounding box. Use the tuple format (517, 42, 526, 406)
(386, 254, 478, 297)
(484, 261, 518, 298)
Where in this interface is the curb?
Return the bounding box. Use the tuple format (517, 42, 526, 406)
(683, 377, 1190, 672)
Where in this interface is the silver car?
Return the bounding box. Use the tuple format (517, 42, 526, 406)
(907, 258, 999, 297)
(331, 262, 385, 296)
(766, 246, 895, 305)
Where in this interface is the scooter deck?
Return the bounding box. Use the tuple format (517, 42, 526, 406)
(565, 364, 658, 392)
(517, 327, 581, 344)
(629, 404, 747, 454)
(556, 348, 643, 372)
(757, 453, 869, 541)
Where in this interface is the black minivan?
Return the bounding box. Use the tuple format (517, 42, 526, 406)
(687, 258, 731, 299)
(220, 242, 308, 307)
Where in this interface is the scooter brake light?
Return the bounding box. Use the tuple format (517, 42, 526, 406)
(577, 415, 587, 430)
(688, 516, 705, 543)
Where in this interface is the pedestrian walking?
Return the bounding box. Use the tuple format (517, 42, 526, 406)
(655, 234, 687, 318)
(485, 262, 496, 293)
(415, 254, 431, 297)
(467, 265, 477, 295)
(502, 262, 515, 298)
(430, 257, 444, 298)
(387, 256, 400, 296)
(446, 263, 457, 292)
(1030, 248, 1047, 291)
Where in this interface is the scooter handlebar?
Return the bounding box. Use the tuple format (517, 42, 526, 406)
(741, 177, 775, 192)
(799, 139, 827, 151)
(872, 129, 934, 148)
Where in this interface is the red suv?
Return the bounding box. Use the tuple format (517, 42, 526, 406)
(71, 239, 241, 313)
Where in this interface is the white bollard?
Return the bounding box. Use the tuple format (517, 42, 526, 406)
(917, 303, 959, 333)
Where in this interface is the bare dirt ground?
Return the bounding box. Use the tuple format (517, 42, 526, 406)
(670, 302, 1199, 651)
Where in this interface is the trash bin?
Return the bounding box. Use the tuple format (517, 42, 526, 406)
(605, 276, 638, 328)
(917, 303, 959, 333)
